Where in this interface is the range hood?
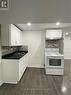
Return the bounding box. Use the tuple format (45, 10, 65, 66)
(46, 30, 62, 40)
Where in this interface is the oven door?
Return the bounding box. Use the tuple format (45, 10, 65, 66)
(45, 56, 64, 69)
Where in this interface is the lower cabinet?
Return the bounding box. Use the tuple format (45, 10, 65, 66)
(2, 54, 28, 84)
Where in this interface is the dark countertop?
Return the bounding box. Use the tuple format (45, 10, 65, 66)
(2, 51, 28, 59)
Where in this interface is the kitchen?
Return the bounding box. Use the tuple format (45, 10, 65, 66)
(0, 23, 71, 95)
(0, 0, 71, 94)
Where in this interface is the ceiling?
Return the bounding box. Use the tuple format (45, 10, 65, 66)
(17, 23, 71, 31)
(0, 0, 70, 23)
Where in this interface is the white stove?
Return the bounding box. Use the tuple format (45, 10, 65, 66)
(45, 48, 64, 75)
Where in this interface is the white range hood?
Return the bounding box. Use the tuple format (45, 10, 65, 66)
(46, 29, 62, 40)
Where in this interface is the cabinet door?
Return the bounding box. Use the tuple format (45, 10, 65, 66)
(46, 30, 62, 39)
(2, 60, 19, 83)
(16, 27, 22, 45)
(10, 24, 16, 46)
(15, 27, 19, 45)
(18, 29, 23, 45)
(10, 24, 22, 46)
(1, 24, 22, 46)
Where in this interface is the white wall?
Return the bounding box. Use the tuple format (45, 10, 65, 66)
(64, 37, 71, 59)
(22, 31, 45, 68)
(0, 25, 2, 86)
(63, 27, 71, 59)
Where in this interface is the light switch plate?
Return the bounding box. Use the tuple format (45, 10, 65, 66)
(0, 0, 9, 10)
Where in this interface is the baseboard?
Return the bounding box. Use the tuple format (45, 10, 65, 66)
(64, 58, 71, 60)
(64, 59, 71, 64)
(28, 66, 44, 68)
(3, 81, 17, 84)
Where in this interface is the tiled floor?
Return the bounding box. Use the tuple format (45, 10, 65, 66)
(0, 60, 71, 95)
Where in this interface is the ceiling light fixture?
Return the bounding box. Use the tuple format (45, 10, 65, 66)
(27, 22, 31, 26)
(65, 32, 69, 36)
(56, 22, 60, 26)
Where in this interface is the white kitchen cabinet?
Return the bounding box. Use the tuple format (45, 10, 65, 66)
(2, 53, 28, 84)
(1, 24, 23, 46)
(46, 30, 62, 40)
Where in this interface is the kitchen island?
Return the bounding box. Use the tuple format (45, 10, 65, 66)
(2, 51, 28, 84)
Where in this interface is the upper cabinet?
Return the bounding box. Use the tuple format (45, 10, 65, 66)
(1, 24, 23, 46)
(46, 30, 63, 40)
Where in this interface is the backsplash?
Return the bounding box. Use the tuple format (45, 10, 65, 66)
(45, 39, 64, 54)
(45, 40, 60, 48)
(2, 46, 16, 56)
(2, 46, 28, 56)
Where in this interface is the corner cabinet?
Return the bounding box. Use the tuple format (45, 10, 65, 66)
(1, 24, 23, 46)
